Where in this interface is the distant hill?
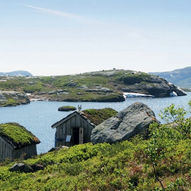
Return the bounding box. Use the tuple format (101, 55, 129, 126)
(151, 67, 191, 88)
(0, 71, 32, 77)
(0, 69, 186, 104)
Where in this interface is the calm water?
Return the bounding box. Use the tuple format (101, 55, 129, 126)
(0, 93, 191, 154)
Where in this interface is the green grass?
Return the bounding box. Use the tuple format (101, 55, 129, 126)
(83, 108, 117, 125)
(0, 92, 30, 107)
(0, 135, 190, 190)
(117, 72, 152, 85)
(0, 69, 167, 103)
(23, 82, 43, 93)
(0, 103, 190, 190)
(1, 98, 18, 107)
(0, 98, 27, 107)
(0, 123, 40, 148)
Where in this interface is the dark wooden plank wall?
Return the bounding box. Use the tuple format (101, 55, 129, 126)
(0, 136, 13, 161)
(55, 113, 94, 147)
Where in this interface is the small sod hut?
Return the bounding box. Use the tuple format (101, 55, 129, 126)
(0, 123, 40, 161)
(52, 108, 117, 147)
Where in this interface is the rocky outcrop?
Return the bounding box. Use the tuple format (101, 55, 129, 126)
(120, 74, 186, 97)
(9, 163, 44, 173)
(0, 91, 30, 107)
(48, 146, 69, 152)
(9, 163, 34, 173)
(85, 87, 113, 93)
(91, 102, 158, 144)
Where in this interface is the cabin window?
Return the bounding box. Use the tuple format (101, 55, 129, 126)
(66, 135, 71, 142)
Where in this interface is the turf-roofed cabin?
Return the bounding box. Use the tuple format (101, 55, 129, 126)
(0, 123, 40, 161)
(52, 108, 117, 147)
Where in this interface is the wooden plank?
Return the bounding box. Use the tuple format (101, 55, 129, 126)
(79, 127, 83, 144)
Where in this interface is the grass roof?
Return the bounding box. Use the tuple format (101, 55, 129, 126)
(82, 108, 117, 125)
(0, 123, 40, 149)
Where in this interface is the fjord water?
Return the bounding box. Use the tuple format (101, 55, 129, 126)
(0, 93, 191, 154)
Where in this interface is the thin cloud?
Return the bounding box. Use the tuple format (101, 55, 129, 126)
(25, 5, 99, 24)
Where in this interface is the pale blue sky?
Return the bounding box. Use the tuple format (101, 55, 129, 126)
(0, 0, 191, 75)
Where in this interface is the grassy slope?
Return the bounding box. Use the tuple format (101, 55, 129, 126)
(0, 70, 159, 102)
(0, 134, 190, 191)
(0, 123, 40, 148)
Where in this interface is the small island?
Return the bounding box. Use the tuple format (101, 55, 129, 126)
(58, 106, 77, 112)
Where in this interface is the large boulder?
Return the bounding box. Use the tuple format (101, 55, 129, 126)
(91, 102, 158, 144)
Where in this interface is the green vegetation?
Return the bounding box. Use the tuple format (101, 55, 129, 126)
(117, 71, 152, 85)
(0, 123, 40, 148)
(1, 98, 18, 107)
(0, 73, 126, 102)
(83, 108, 117, 125)
(93, 93, 125, 102)
(58, 106, 77, 112)
(0, 91, 30, 107)
(0, 69, 178, 103)
(23, 82, 43, 93)
(0, 104, 191, 190)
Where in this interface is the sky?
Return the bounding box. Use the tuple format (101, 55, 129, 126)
(0, 0, 191, 76)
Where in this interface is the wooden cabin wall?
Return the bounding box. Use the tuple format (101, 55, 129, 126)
(55, 113, 94, 147)
(13, 144, 37, 159)
(0, 136, 13, 161)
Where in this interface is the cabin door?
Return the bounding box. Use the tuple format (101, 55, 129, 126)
(79, 128, 83, 144)
(73, 127, 83, 145)
(73, 128, 79, 145)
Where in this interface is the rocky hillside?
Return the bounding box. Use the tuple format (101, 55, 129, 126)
(0, 91, 30, 107)
(151, 66, 191, 88)
(0, 69, 186, 104)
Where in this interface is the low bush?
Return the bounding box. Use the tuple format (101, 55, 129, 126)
(0, 103, 191, 190)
